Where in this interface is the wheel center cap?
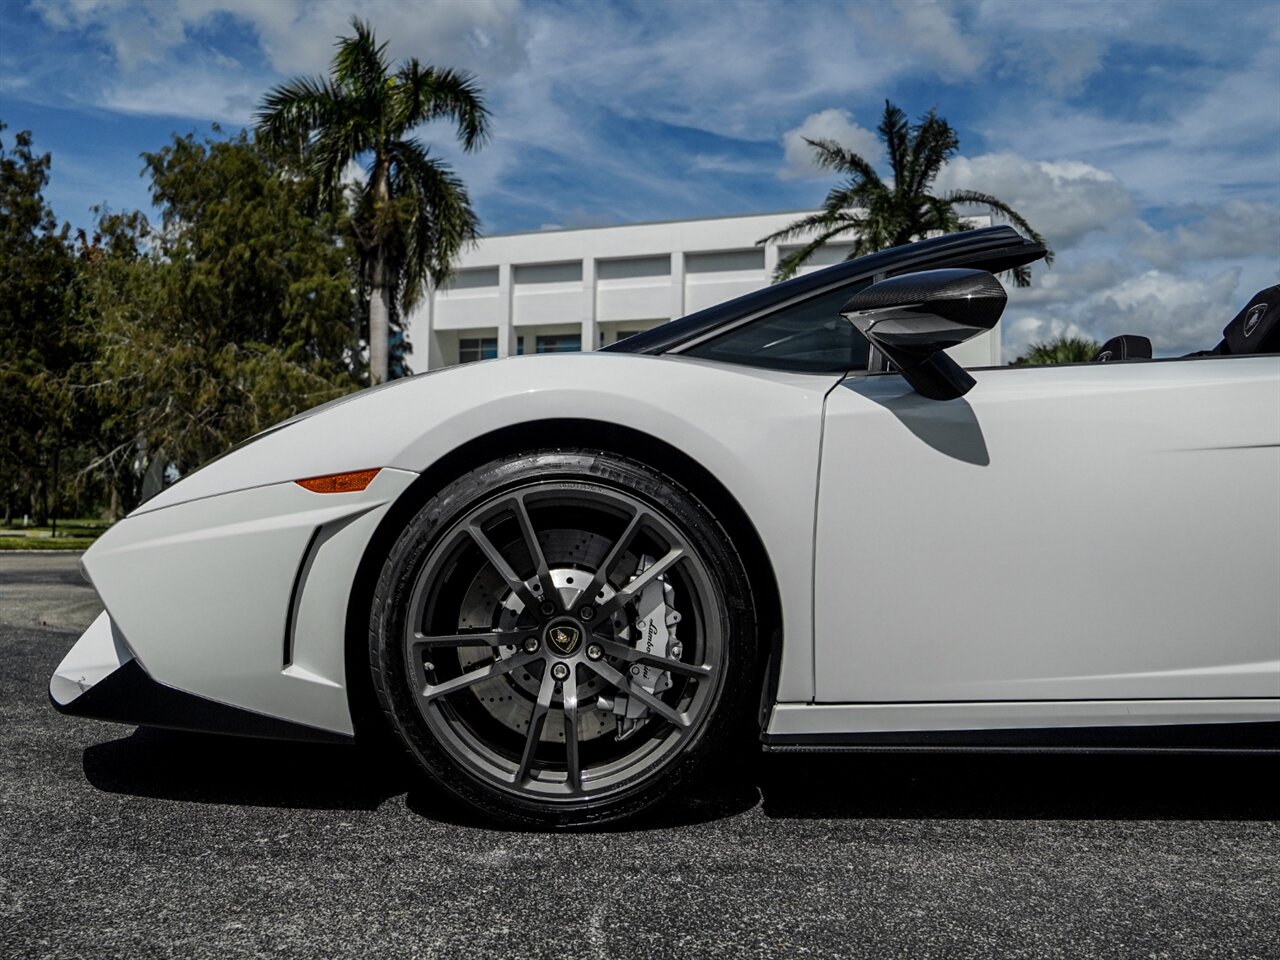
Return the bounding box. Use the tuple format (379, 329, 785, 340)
(544, 618, 584, 657)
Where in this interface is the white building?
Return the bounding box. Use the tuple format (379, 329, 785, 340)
(406, 211, 1000, 370)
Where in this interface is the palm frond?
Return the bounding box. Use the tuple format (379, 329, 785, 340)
(332, 16, 390, 103)
(393, 60, 491, 150)
(820, 178, 887, 219)
(942, 189, 1055, 266)
(255, 75, 344, 157)
(385, 137, 479, 305)
(904, 108, 958, 200)
(877, 100, 909, 186)
(304, 115, 370, 208)
(917, 195, 964, 236)
(804, 137, 883, 189)
(757, 210, 858, 246)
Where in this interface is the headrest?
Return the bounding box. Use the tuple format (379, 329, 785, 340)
(1093, 335, 1152, 363)
(1220, 285, 1280, 355)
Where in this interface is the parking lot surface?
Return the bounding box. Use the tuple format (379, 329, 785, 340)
(2, 554, 1277, 959)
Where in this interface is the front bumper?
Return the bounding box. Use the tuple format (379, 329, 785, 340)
(50, 611, 352, 742)
(51, 468, 418, 740)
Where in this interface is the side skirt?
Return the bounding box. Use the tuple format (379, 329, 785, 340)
(762, 721, 1280, 754)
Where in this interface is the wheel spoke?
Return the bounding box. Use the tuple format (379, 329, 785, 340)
(586, 659, 690, 729)
(581, 508, 648, 605)
(466, 522, 539, 611)
(516, 664, 556, 784)
(562, 667, 582, 793)
(411, 630, 515, 649)
(594, 545, 684, 622)
(420, 651, 539, 702)
(511, 494, 559, 610)
(597, 638, 712, 678)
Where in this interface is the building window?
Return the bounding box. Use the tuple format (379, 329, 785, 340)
(597, 255, 671, 280)
(513, 261, 583, 285)
(458, 337, 498, 364)
(685, 248, 766, 274)
(447, 266, 500, 290)
(536, 334, 581, 354)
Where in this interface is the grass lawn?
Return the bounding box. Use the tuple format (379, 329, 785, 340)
(0, 518, 109, 550)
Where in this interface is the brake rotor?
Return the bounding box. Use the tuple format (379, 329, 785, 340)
(455, 530, 640, 744)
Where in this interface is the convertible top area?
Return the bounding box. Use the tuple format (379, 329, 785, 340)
(604, 225, 1047, 356)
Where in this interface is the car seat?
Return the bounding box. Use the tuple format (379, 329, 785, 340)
(1212, 285, 1280, 355)
(1093, 334, 1152, 362)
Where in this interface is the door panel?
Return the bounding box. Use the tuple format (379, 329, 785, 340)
(814, 357, 1280, 703)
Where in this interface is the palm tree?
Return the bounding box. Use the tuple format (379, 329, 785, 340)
(256, 18, 490, 383)
(1011, 334, 1100, 365)
(761, 101, 1052, 285)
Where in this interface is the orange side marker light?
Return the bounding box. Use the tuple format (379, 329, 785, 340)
(295, 468, 381, 494)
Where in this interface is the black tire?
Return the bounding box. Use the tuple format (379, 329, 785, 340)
(369, 448, 758, 827)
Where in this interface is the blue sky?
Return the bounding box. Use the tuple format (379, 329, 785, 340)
(2, 0, 1278, 355)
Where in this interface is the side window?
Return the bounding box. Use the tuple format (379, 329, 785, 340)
(682, 281, 873, 373)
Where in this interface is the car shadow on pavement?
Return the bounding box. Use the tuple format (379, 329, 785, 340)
(82, 728, 1279, 825)
(82, 727, 408, 811)
(755, 751, 1280, 821)
(80, 726, 759, 828)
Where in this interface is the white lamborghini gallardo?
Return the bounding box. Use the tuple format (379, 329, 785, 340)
(52, 227, 1280, 825)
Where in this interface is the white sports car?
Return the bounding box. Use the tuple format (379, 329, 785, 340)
(52, 227, 1280, 826)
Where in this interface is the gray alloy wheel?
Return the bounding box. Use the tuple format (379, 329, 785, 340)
(369, 449, 757, 827)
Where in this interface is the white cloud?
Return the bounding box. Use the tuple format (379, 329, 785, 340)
(1003, 33, 1105, 96)
(32, 0, 531, 126)
(245, 0, 530, 80)
(1135, 200, 1280, 270)
(19, 0, 1279, 327)
(982, 45, 1280, 208)
(1003, 264, 1244, 357)
(852, 0, 986, 80)
(32, 0, 221, 70)
(935, 152, 1132, 249)
(779, 109, 882, 180)
(98, 58, 265, 123)
(33, 0, 530, 79)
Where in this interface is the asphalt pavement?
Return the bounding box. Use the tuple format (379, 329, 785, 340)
(2, 553, 1277, 960)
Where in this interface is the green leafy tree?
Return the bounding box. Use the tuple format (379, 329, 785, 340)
(761, 100, 1053, 284)
(0, 122, 79, 526)
(79, 131, 363, 504)
(1011, 334, 1101, 365)
(256, 17, 490, 383)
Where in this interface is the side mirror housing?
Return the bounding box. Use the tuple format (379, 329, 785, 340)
(841, 268, 1007, 400)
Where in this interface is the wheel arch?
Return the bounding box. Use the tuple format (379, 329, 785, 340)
(343, 417, 784, 746)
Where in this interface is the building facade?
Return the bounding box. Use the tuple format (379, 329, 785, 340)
(405, 211, 1000, 370)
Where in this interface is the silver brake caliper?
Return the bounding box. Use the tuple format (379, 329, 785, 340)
(599, 554, 682, 740)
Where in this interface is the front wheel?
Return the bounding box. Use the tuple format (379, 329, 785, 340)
(369, 449, 758, 827)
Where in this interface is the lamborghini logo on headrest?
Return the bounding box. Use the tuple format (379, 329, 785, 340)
(549, 625, 582, 655)
(1243, 303, 1267, 338)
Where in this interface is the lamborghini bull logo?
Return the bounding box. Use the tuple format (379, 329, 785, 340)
(1242, 303, 1267, 338)
(548, 623, 582, 656)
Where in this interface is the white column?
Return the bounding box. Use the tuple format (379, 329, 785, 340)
(580, 257, 598, 351)
(670, 251, 686, 320)
(764, 242, 779, 283)
(496, 262, 515, 358)
(420, 283, 446, 371)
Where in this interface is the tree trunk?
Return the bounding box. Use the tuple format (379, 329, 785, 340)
(369, 247, 391, 385)
(50, 445, 59, 539)
(368, 159, 392, 385)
